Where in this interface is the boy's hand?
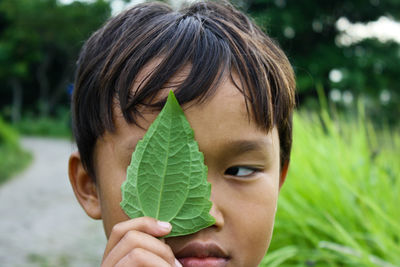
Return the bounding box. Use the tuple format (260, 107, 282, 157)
(101, 217, 182, 267)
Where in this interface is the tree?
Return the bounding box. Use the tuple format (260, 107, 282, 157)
(0, 0, 111, 121)
(246, 0, 400, 124)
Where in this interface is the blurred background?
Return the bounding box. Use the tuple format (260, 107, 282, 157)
(0, 0, 399, 266)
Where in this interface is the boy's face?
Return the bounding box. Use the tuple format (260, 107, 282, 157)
(73, 68, 286, 266)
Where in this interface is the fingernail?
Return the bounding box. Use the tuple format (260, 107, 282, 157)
(175, 258, 183, 267)
(157, 220, 171, 230)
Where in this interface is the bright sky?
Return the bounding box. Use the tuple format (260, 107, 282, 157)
(59, 0, 400, 45)
(336, 16, 400, 46)
(59, 0, 144, 14)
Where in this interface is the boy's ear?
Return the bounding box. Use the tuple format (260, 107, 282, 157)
(279, 160, 289, 190)
(68, 151, 102, 219)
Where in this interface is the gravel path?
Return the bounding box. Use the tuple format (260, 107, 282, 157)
(0, 137, 105, 267)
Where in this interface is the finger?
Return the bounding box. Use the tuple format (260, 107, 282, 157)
(103, 230, 175, 267)
(104, 217, 171, 259)
(114, 248, 171, 267)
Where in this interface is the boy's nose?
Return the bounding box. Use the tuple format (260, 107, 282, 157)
(209, 190, 224, 228)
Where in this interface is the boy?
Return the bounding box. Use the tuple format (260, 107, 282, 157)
(68, 1, 295, 266)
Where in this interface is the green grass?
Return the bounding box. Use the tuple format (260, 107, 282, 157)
(0, 116, 32, 184)
(262, 104, 400, 267)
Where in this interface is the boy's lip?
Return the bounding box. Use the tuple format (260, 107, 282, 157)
(178, 257, 228, 267)
(175, 241, 230, 267)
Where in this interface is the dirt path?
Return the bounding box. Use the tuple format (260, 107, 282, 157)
(0, 137, 105, 267)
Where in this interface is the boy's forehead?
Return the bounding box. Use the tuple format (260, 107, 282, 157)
(111, 66, 270, 140)
(110, 58, 191, 128)
(130, 58, 192, 102)
(112, 56, 248, 121)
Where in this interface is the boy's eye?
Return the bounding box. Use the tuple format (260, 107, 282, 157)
(224, 166, 259, 177)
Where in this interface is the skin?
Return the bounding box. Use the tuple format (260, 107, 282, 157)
(69, 69, 289, 267)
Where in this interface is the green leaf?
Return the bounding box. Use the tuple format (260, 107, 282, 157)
(120, 90, 216, 237)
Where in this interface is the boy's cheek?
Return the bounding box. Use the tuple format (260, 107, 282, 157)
(98, 184, 130, 239)
(95, 168, 130, 238)
(224, 191, 278, 265)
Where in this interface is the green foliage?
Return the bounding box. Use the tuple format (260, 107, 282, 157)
(261, 107, 400, 266)
(15, 108, 71, 138)
(0, 0, 111, 119)
(0, 114, 18, 146)
(0, 116, 31, 184)
(247, 0, 400, 125)
(121, 91, 215, 237)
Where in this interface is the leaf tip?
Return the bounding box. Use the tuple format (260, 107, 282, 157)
(167, 90, 181, 107)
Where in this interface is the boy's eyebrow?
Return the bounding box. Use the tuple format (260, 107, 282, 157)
(224, 139, 270, 155)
